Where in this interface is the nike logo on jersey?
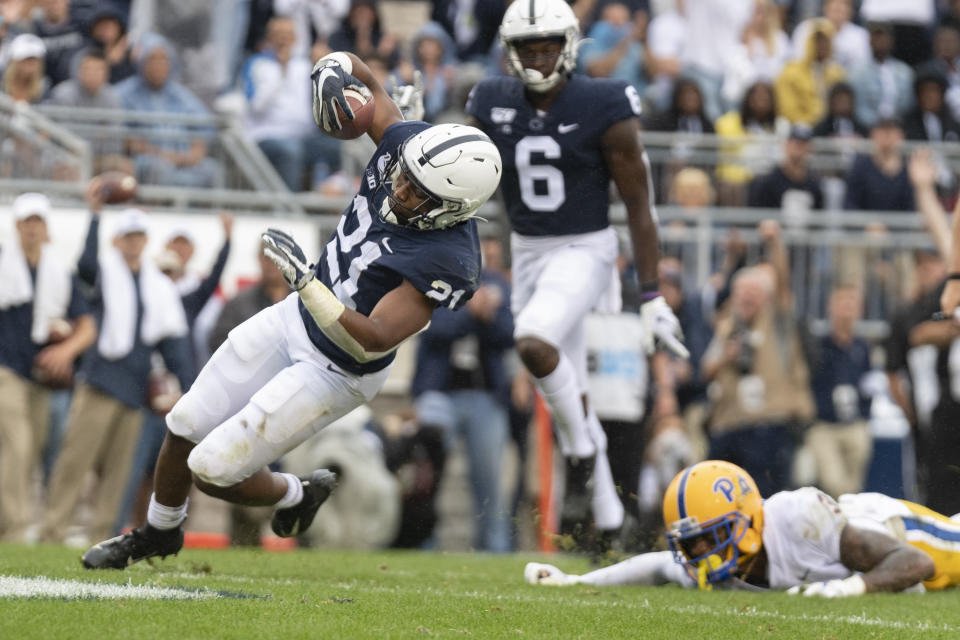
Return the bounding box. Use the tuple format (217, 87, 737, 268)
(326, 363, 345, 376)
(381, 237, 393, 254)
(557, 123, 579, 134)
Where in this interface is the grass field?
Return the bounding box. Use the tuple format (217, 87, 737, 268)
(1, 544, 958, 639)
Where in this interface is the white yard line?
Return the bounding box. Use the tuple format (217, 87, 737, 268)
(0, 575, 219, 600)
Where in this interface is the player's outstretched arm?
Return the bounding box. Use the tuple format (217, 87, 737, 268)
(312, 51, 403, 146)
(605, 118, 688, 359)
(791, 524, 934, 597)
(261, 229, 433, 361)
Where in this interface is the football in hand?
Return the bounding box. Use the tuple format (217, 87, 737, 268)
(326, 88, 375, 140)
(97, 171, 138, 204)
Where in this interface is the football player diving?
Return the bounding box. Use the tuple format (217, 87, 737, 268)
(466, 0, 687, 545)
(526, 460, 960, 596)
(82, 52, 502, 568)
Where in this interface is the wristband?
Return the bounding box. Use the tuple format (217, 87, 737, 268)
(319, 51, 353, 75)
(948, 273, 960, 281)
(640, 291, 662, 303)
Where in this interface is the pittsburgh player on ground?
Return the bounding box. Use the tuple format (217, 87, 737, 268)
(525, 460, 960, 595)
(82, 52, 502, 568)
(466, 0, 687, 538)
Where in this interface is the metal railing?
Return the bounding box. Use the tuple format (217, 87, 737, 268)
(0, 94, 92, 182)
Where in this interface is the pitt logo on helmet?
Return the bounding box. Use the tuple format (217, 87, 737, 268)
(662, 461, 765, 589)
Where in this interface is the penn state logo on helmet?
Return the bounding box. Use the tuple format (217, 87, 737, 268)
(379, 124, 502, 231)
(500, 0, 580, 93)
(661, 461, 765, 590)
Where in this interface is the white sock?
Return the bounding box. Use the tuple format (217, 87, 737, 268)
(585, 410, 623, 530)
(274, 473, 304, 510)
(591, 450, 625, 530)
(146, 494, 189, 530)
(535, 353, 595, 458)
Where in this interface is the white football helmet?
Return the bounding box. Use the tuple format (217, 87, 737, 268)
(380, 124, 502, 231)
(500, 0, 580, 93)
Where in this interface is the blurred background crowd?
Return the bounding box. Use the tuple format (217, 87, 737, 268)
(3, 0, 960, 558)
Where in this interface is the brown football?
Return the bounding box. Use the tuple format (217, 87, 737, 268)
(98, 171, 138, 204)
(326, 88, 375, 140)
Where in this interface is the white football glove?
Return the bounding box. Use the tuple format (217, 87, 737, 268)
(640, 296, 689, 359)
(786, 575, 866, 598)
(261, 228, 314, 291)
(391, 70, 425, 122)
(524, 562, 580, 586)
(310, 58, 370, 133)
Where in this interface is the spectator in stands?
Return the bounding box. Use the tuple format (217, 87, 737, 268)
(790, 0, 870, 71)
(843, 119, 914, 212)
(40, 184, 194, 545)
(859, 0, 935, 67)
(848, 22, 914, 129)
(805, 284, 873, 498)
(774, 19, 845, 125)
(643, 0, 686, 113)
(715, 81, 789, 205)
(409, 22, 456, 123)
(721, 0, 790, 108)
(410, 238, 514, 552)
(84, 5, 136, 84)
(579, 2, 648, 95)
(115, 34, 220, 189)
(273, 0, 351, 62)
(243, 16, 330, 191)
(0, 193, 96, 542)
(812, 82, 868, 138)
(700, 220, 815, 495)
(679, 0, 754, 120)
(328, 0, 399, 68)
(31, 0, 86, 87)
(3, 34, 49, 104)
(47, 46, 119, 109)
(748, 125, 824, 212)
(430, 0, 506, 63)
(903, 68, 960, 143)
(645, 77, 714, 134)
(926, 25, 960, 122)
(46, 46, 129, 173)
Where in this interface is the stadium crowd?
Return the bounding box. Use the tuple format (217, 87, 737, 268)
(2, 0, 960, 557)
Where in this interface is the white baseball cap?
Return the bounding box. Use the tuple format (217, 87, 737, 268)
(9, 34, 46, 62)
(13, 192, 51, 222)
(165, 226, 196, 246)
(113, 208, 150, 237)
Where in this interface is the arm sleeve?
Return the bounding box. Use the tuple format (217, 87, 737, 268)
(77, 215, 100, 286)
(420, 306, 476, 344)
(180, 240, 230, 322)
(65, 275, 92, 318)
(579, 551, 694, 587)
(157, 334, 196, 390)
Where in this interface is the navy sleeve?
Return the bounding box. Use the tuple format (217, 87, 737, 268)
(598, 78, 642, 131)
(843, 157, 867, 210)
(157, 334, 196, 390)
(181, 239, 230, 324)
(77, 214, 100, 286)
(65, 275, 92, 319)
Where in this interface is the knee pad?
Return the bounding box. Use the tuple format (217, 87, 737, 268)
(186, 405, 265, 487)
(165, 395, 203, 443)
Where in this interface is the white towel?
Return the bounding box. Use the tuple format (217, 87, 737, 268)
(0, 241, 72, 344)
(97, 248, 187, 360)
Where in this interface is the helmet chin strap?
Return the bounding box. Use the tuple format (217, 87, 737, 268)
(519, 65, 562, 93)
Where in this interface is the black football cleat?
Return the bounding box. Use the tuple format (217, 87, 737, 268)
(82, 525, 184, 570)
(560, 455, 595, 542)
(271, 469, 339, 538)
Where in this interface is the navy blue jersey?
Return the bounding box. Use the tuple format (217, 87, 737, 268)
(300, 120, 482, 375)
(467, 74, 641, 237)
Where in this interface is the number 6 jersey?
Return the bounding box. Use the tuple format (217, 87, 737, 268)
(299, 121, 482, 376)
(467, 74, 641, 237)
